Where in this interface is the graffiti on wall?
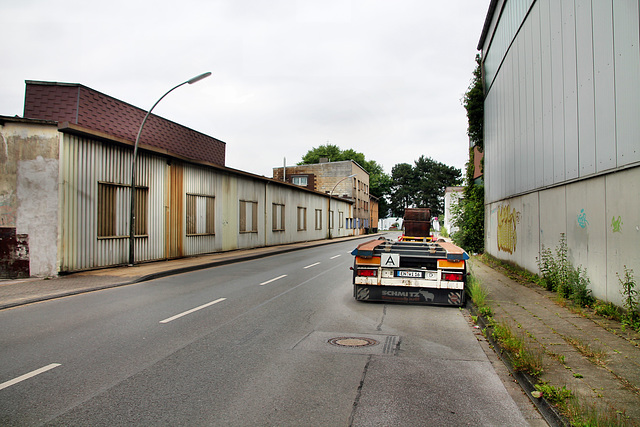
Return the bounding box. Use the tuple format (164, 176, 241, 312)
(497, 205, 520, 254)
(611, 216, 623, 233)
(577, 209, 589, 229)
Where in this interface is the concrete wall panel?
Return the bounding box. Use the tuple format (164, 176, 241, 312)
(604, 167, 640, 305)
(565, 177, 607, 300)
(1, 123, 61, 277)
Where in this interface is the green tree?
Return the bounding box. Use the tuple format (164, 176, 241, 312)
(389, 158, 461, 218)
(413, 155, 462, 217)
(299, 144, 392, 216)
(389, 163, 415, 217)
(453, 54, 485, 253)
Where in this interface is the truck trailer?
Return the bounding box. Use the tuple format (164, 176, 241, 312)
(351, 237, 469, 307)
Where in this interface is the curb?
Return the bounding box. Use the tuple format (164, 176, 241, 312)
(1, 234, 380, 311)
(469, 305, 570, 427)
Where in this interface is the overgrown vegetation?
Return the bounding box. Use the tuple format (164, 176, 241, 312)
(534, 382, 573, 408)
(536, 233, 595, 308)
(472, 251, 639, 426)
(452, 54, 484, 254)
(618, 266, 639, 332)
(467, 274, 491, 317)
(534, 383, 632, 426)
(491, 321, 544, 376)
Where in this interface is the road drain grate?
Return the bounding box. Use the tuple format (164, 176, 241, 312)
(328, 337, 379, 347)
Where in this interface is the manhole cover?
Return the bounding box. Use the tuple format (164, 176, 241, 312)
(328, 337, 379, 347)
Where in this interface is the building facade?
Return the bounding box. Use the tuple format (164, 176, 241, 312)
(0, 82, 355, 278)
(273, 160, 372, 233)
(479, 0, 640, 305)
(444, 186, 464, 235)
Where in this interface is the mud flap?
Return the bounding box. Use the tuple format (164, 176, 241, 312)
(354, 284, 465, 307)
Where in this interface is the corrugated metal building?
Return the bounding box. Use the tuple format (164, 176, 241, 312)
(478, 0, 640, 305)
(0, 81, 355, 278)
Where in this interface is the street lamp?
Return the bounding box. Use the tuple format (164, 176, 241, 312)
(328, 174, 356, 239)
(129, 72, 212, 266)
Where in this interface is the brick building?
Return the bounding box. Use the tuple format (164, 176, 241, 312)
(273, 160, 375, 233)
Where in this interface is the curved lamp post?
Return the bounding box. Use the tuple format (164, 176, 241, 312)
(328, 174, 356, 239)
(129, 71, 212, 266)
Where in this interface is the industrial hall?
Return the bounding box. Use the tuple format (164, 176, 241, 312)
(0, 80, 358, 279)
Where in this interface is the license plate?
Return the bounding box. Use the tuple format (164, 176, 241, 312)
(394, 270, 424, 278)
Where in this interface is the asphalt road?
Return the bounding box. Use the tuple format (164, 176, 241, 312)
(0, 239, 529, 426)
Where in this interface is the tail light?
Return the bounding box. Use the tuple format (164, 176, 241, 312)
(357, 269, 377, 277)
(442, 272, 463, 281)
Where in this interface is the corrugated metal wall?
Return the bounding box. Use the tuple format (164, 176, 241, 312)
(59, 134, 355, 272)
(483, 0, 640, 204)
(60, 135, 166, 271)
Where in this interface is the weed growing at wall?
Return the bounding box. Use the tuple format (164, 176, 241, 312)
(618, 266, 639, 332)
(536, 233, 594, 308)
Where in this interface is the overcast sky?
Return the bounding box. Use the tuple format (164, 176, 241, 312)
(1, 0, 488, 177)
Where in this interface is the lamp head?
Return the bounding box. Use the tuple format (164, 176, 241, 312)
(188, 72, 212, 84)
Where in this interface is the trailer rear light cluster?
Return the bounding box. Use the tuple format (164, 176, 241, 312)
(356, 268, 377, 277)
(442, 272, 463, 282)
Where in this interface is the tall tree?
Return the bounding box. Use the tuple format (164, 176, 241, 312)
(299, 144, 392, 216)
(389, 158, 461, 218)
(453, 54, 485, 253)
(389, 163, 416, 217)
(413, 155, 462, 217)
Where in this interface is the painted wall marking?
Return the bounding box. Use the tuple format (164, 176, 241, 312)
(611, 216, 623, 233)
(497, 205, 519, 254)
(577, 209, 589, 229)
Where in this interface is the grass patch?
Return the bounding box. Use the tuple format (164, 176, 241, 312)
(491, 321, 544, 377)
(563, 336, 608, 366)
(467, 273, 493, 317)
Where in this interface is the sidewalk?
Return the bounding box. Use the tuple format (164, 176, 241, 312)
(0, 234, 377, 310)
(470, 258, 640, 425)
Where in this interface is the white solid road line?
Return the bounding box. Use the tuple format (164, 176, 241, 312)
(303, 262, 321, 269)
(259, 274, 288, 286)
(0, 363, 61, 391)
(160, 298, 227, 324)
(330, 254, 341, 259)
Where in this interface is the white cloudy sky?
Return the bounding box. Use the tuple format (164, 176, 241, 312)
(1, 0, 488, 177)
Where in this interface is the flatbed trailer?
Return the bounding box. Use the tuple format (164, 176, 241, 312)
(351, 237, 469, 306)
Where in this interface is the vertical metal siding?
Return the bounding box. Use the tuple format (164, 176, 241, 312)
(531, 5, 545, 189)
(550, 0, 566, 184)
(183, 165, 217, 256)
(593, 0, 617, 172)
(484, 0, 640, 204)
(540, 0, 555, 187)
(60, 135, 166, 271)
(562, 0, 580, 180)
(613, 0, 640, 165)
(576, 0, 597, 177)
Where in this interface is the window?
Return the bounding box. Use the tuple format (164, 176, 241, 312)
(292, 176, 308, 186)
(272, 203, 285, 231)
(98, 182, 147, 238)
(315, 209, 322, 230)
(297, 207, 307, 231)
(186, 194, 215, 235)
(239, 200, 258, 233)
(329, 210, 334, 229)
(339, 211, 344, 228)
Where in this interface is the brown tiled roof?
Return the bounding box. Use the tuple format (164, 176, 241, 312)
(23, 81, 225, 166)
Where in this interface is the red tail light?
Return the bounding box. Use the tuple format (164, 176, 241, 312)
(443, 272, 463, 281)
(357, 269, 377, 277)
